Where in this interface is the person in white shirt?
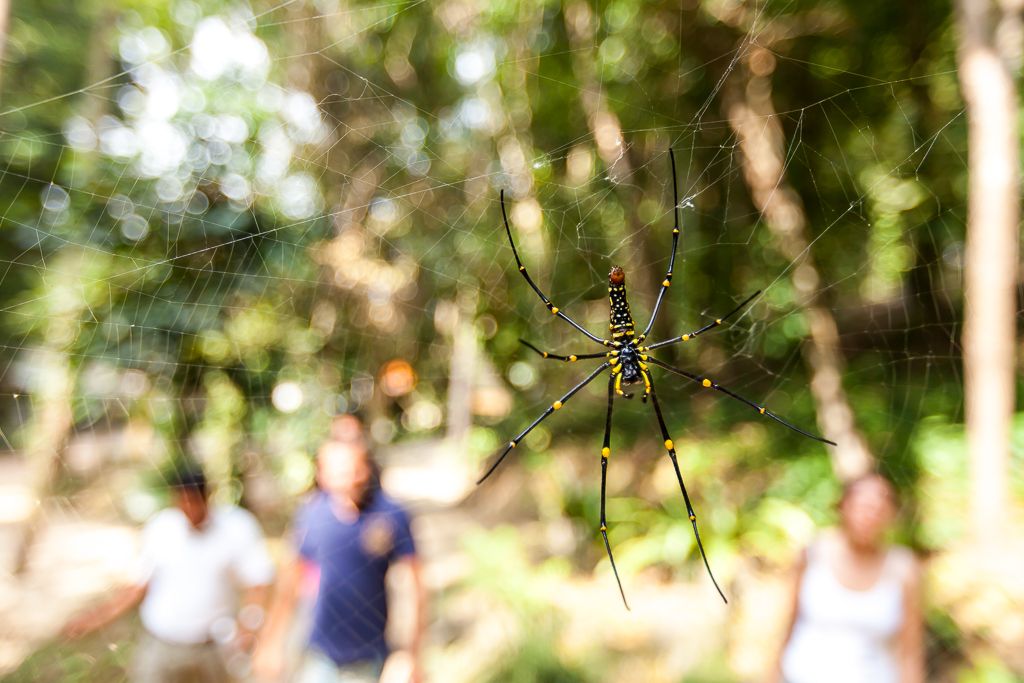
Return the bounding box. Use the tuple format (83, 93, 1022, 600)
(63, 465, 275, 683)
(770, 473, 924, 683)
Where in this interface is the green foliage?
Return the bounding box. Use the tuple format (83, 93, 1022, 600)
(481, 638, 595, 683)
(956, 656, 1023, 683)
(914, 414, 1024, 548)
(463, 525, 573, 613)
(2, 618, 135, 682)
(462, 528, 600, 683)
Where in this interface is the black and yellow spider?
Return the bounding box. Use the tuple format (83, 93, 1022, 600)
(479, 151, 836, 609)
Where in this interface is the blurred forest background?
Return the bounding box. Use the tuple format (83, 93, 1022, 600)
(0, 0, 1021, 681)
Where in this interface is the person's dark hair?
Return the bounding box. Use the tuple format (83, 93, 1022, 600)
(333, 408, 367, 424)
(168, 464, 208, 497)
(357, 453, 381, 511)
(331, 410, 368, 445)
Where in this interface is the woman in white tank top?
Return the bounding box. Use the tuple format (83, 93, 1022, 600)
(771, 474, 924, 683)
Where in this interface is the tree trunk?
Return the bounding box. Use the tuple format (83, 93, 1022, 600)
(445, 291, 478, 447)
(726, 49, 874, 482)
(10, 367, 74, 573)
(9, 7, 122, 571)
(956, 0, 1019, 548)
(563, 1, 672, 325)
(11, 246, 87, 573)
(563, 1, 634, 183)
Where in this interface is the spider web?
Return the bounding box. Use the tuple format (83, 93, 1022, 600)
(0, 0, 994, 679)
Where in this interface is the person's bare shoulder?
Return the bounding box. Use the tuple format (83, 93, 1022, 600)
(889, 544, 921, 587)
(810, 527, 842, 560)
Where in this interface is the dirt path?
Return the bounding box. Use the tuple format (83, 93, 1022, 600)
(0, 452, 139, 673)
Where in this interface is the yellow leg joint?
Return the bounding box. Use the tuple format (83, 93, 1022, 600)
(702, 378, 712, 388)
(550, 306, 559, 314)
(715, 318, 722, 324)
(759, 407, 766, 414)
(600, 524, 607, 532)
(662, 279, 671, 287)
(542, 352, 548, 358)
(681, 334, 690, 342)
(509, 441, 517, 448)
(689, 514, 696, 522)
(569, 355, 577, 362)
(552, 401, 563, 410)
(664, 439, 674, 451)
(601, 447, 610, 458)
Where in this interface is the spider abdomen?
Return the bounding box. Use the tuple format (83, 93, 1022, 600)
(608, 266, 636, 340)
(616, 345, 642, 384)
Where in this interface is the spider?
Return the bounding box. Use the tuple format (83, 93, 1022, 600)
(479, 150, 836, 609)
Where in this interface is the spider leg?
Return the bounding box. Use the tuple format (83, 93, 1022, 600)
(645, 371, 728, 604)
(519, 339, 609, 363)
(476, 361, 610, 485)
(599, 375, 630, 610)
(500, 190, 611, 347)
(646, 357, 836, 445)
(647, 290, 761, 351)
(639, 149, 682, 342)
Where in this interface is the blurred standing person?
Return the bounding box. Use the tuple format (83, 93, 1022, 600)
(62, 465, 275, 682)
(254, 435, 425, 683)
(771, 473, 924, 683)
(277, 411, 371, 677)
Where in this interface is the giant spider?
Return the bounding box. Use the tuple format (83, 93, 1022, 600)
(479, 151, 836, 609)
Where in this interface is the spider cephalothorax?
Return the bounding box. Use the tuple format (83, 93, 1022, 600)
(479, 150, 836, 609)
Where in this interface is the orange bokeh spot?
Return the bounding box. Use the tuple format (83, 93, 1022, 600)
(379, 358, 417, 397)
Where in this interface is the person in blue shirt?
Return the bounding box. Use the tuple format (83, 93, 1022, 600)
(255, 429, 425, 683)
